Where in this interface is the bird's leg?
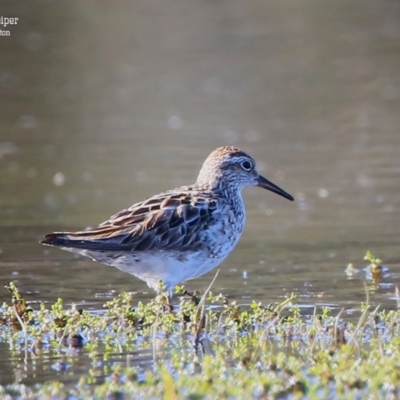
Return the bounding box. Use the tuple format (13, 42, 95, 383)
(155, 280, 174, 312)
(166, 292, 174, 312)
(157, 289, 174, 313)
(181, 289, 201, 306)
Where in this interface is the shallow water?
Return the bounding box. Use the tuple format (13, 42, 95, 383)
(1, 0, 400, 389)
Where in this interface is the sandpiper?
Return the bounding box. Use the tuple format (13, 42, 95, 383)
(41, 146, 294, 296)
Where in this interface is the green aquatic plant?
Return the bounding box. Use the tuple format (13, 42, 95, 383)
(1, 250, 400, 399)
(364, 250, 383, 275)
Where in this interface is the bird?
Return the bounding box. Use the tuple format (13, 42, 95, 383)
(41, 146, 294, 297)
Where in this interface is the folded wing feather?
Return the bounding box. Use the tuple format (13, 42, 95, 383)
(41, 190, 219, 253)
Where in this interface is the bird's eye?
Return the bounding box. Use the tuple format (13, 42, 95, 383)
(241, 161, 253, 171)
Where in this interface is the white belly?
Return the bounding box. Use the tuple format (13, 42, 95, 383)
(102, 249, 228, 292)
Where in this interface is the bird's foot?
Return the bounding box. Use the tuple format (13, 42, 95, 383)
(180, 289, 202, 306)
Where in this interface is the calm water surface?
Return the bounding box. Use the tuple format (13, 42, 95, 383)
(1, 0, 400, 388)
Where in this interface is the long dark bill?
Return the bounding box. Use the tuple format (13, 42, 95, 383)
(257, 175, 294, 201)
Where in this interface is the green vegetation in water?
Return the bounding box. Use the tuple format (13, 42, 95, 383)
(364, 250, 383, 276)
(1, 252, 400, 399)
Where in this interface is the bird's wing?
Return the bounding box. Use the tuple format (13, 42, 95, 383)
(41, 190, 219, 252)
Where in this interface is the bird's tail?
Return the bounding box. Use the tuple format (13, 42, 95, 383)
(40, 229, 131, 251)
(40, 232, 89, 248)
